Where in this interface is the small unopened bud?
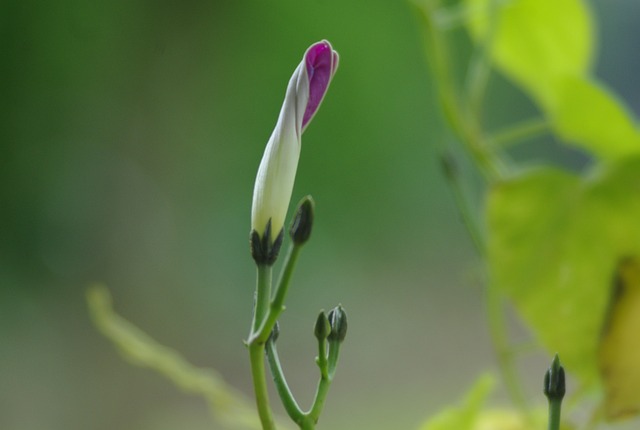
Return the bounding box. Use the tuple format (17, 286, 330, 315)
(544, 353, 566, 401)
(314, 311, 331, 341)
(290, 196, 315, 245)
(327, 305, 348, 343)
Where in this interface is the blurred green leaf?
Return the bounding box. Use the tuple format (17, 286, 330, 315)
(466, 0, 593, 105)
(487, 157, 640, 387)
(599, 257, 640, 421)
(419, 374, 494, 430)
(548, 76, 640, 160)
(466, 0, 640, 160)
(418, 375, 557, 430)
(473, 409, 553, 430)
(86, 285, 294, 430)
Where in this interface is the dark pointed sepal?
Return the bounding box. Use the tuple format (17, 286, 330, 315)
(250, 219, 284, 266)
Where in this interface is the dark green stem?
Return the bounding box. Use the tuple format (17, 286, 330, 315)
(547, 398, 562, 430)
(266, 339, 305, 425)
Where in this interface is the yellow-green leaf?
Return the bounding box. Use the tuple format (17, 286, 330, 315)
(548, 76, 640, 160)
(466, 0, 593, 105)
(417, 375, 563, 430)
(599, 257, 640, 421)
(419, 375, 494, 430)
(487, 158, 640, 388)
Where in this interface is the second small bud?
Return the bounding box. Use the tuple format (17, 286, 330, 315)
(290, 196, 315, 245)
(327, 305, 348, 343)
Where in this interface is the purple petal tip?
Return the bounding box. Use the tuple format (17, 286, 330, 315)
(302, 41, 338, 130)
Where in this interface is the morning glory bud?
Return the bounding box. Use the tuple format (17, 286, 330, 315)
(250, 40, 339, 266)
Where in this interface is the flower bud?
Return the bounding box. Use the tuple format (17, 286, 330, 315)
(251, 41, 339, 254)
(314, 310, 331, 341)
(544, 353, 566, 401)
(327, 305, 348, 343)
(290, 196, 315, 245)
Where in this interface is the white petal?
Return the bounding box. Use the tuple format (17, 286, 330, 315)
(251, 62, 309, 240)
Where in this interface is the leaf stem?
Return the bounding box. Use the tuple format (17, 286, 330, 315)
(486, 282, 529, 414)
(488, 118, 550, 149)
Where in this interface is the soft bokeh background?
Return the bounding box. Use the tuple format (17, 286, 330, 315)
(2, 1, 640, 429)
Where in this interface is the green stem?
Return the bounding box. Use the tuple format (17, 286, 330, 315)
(486, 283, 530, 415)
(431, 2, 475, 30)
(446, 164, 486, 254)
(417, 1, 536, 418)
(308, 377, 331, 425)
(266, 340, 305, 425)
(308, 340, 338, 420)
(464, 0, 498, 123)
(316, 337, 329, 380)
(249, 265, 276, 430)
(417, 0, 505, 181)
(249, 342, 276, 430)
(547, 399, 562, 430)
(488, 118, 550, 149)
(252, 265, 273, 335)
(252, 244, 302, 344)
(445, 157, 529, 415)
(300, 419, 315, 430)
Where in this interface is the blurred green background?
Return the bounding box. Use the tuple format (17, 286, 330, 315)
(2, 1, 640, 429)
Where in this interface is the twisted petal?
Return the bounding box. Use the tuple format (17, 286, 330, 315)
(302, 40, 340, 131)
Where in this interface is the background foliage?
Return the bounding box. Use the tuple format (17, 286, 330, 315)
(2, 1, 640, 429)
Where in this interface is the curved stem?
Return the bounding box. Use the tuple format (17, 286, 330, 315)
(266, 340, 305, 425)
(308, 377, 331, 425)
(416, 0, 505, 181)
(310, 348, 338, 418)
